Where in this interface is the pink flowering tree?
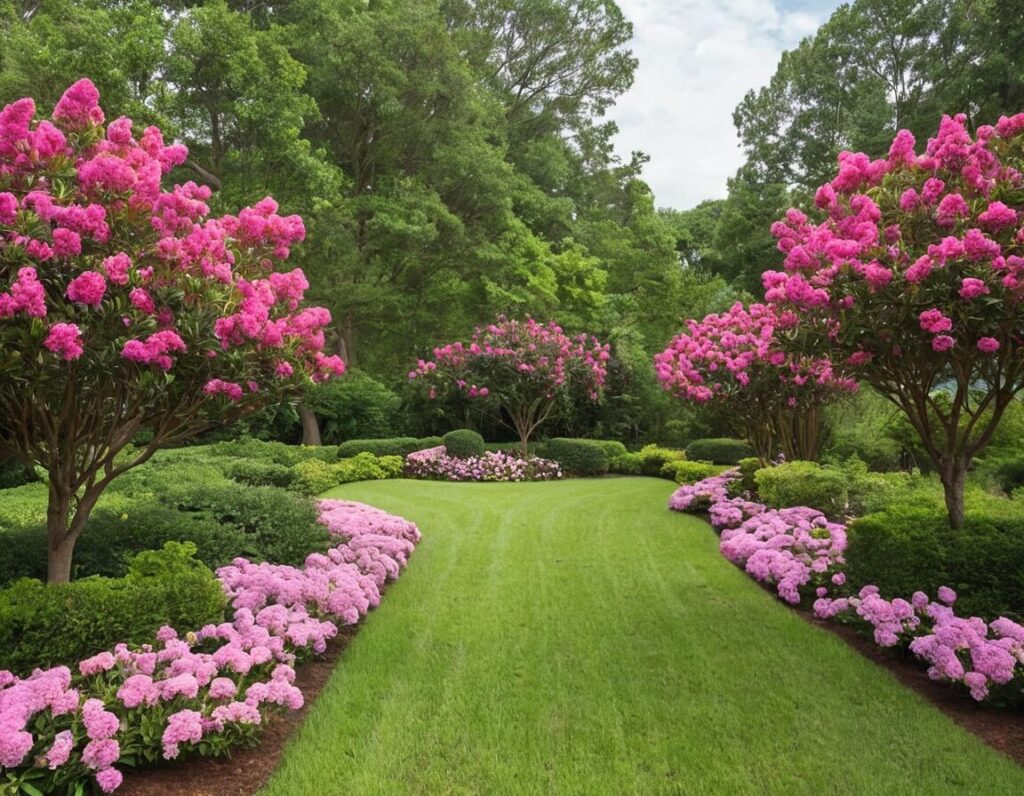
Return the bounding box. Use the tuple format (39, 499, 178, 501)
(409, 316, 610, 456)
(765, 111, 1024, 528)
(0, 80, 345, 582)
(654, 302, 854, 462)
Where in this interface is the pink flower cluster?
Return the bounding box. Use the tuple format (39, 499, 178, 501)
(0, 499, 420, 791)
(765, 112, 1024, 366)
(405, 446, 562, 482)
(0, 79, 344, 394)
(669, 472, 1024, 703)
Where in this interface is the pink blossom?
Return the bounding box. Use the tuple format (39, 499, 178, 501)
(931, 335, 955, 352)
(43, 323, 84, 360)
(977, 337, 1000, 353)
(66, 271, 107, 307)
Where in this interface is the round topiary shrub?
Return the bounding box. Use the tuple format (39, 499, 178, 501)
(443, 429, 486, 459)
(546, 438, 609, 476)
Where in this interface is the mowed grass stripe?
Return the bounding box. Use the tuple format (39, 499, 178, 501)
(261, 478, 1024, 796)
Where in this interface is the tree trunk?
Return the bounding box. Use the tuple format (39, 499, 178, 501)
(47, 530, 76, 584)
(300, 405, 321, 446)
(939, 458, 967, 530)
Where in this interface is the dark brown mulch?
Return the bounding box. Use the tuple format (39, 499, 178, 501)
(801, 612, 1024, 767)
(117, 625, 358, 796)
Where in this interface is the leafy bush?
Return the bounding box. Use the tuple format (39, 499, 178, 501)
(635, 444, 686, 477)
(443, 429, 486, 459)
(593, 440, 628, 458)
(846, 505, 1024, 620)
(684, 438, 755, 465)
(546, 438, 609, 476)
(0, 457, 36, 489)
(307, 369, 402, 443)
(0, 542, 226, 675)
(290, 453, 404, 496)
(223, 459, 296, 488)
(755, 461, 849, 518)
(975, 453, 1024, 495)
(661, 460, 723, 484)
(736, 457, 761, 494)
(337, 437, 443, 458)
(161, 483, 329, 566)
(201, 438, 339, 466)
(609, 452, 642, 475)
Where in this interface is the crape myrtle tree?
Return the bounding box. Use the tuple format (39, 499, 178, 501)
(409, 316, 609, 455)
(765, 111, 1024, 528)
(0, 80, 345, 582)
(654, 302, 855, 463)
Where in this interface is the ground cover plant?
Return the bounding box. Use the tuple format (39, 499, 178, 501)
(262, 479, 1024, 795)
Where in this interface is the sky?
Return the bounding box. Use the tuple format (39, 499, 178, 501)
(610, 0, 843, 210)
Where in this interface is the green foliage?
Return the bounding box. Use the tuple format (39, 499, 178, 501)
(223, 459, 296, 488)
(202, 439, 339, 466)
(737, 457, 761, 494)
(755, 461, 849, 518)
(443, 429, 486, 459)
(289, 453, 404, 496)
(308, 370, 403, 444)
(0, 457, 36, 489)
(337, 437, 443, 458)
(661, 460, 723, 485)
(0, 543, 226, 675)
(608, 452, 641, 475)
(634, 444, 686, 477)
(684, 438, 755, 465)
(593, 440, 628, 458)
(546, 438, 609, 476)
(484, 441, 549, 457)
(847, 505, 1024, 620)
(975, 453, 1024, 495)
(823, 388, 904, 471)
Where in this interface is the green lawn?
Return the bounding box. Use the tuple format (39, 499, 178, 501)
(261, 478, 1024, 795)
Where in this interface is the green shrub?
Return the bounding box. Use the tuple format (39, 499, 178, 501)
(201, 439, 339, 466)
(223, 459, 295, 488)
(755, 461, 849, 517)
(443, 429, 486, 459)
(289, 459, 339, 496)
(0, 458, 36, 489)
(975, 453, 1024, 495)
(337, 437, 443, 458)
(661, 460, 722, 484)
(161, 483, 329, 566)
(609, 452, 642, 475)
(846, 505, 1024, 620)
(635, 444, 686, 477)
(736, 457, 761, 494)
(307, 369, 402, 444)
(546, 438, 609, 476)
(290, 452, 404, 496)
(684, 438, 755, 465)
(593, 440, 628, 458)
(0, 542, 226, 675)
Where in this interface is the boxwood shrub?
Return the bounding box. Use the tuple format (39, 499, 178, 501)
(290, 453, 403, 495)
(755, 461, 849, 518)
(443, 429, 486, 459)
(846, 504, 1024, 620)
(546, 438, 609, 476)
(223, 459, 296, 488)
(635, 445, 686, 477)
(0, 542, 226, 675)
(684, 438, 755, 465)
(661, 460, 723, 485)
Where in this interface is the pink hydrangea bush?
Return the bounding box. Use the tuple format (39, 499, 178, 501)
(405, 446, 562, 482)
(763, 112, 1024, 528)
(0, 80, 345, 582)
(410, 316, 609, 456)
(0, 499, 420, 793)
(654, 303, 855, 461)
(669, 474, 1023, 704)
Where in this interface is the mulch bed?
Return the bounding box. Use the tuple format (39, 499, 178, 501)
(802, 612, 1024, 767)
(117, 625, 358, 796)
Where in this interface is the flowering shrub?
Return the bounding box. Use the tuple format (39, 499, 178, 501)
(669, 474, 1024, 704)
(764, 112, 1024, 527)
(410, 316, 609, 456)
(654, 303, 854, 461)
(405, 446, 562, 482)
(0, 80, 345, 581)
(0, 499, 419, 793)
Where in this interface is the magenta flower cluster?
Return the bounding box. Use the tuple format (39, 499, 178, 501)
(0, 499, 420, 792)
(0, 79, 344, 396)
(405, 446, 562, 482)
(669, 473, 1024, 703)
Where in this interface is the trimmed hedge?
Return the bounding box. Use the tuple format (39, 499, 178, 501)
(223, 459, 295, 488)
(661, 460, 723, 485)
(609, 452, 641, 475)
(336, 436, 443, 458)
(684, 438, 755, 465)
(443, 429, 486, 459)
(846, 505, 1024, 620)
(755, 461, 849, 518)
(546, 438, 609, 476)
(289, 453, 404, 496)
(0, 542, 226, 675)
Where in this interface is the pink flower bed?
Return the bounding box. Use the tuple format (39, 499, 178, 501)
(669, 473, 1024, 704)
(0, 499, 420, 792)
(405, 446, 562, 482)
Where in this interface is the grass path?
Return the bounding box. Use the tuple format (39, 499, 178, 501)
(261, 478, 1024, 795)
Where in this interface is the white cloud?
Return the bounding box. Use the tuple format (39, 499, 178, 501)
(609, 0, 840, 210)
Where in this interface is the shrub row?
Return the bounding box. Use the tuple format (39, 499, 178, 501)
(0, 542, 226, 675)
(289, 453, 404, 495)
(684, 438, 754, 465)
(336, 436, 442, 458)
